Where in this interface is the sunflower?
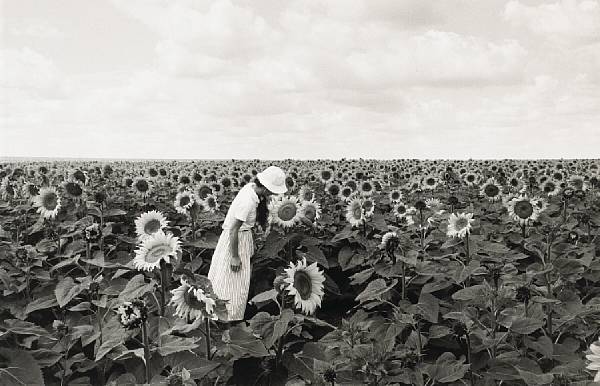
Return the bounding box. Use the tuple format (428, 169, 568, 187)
(132, 177, 152, 198)
(389, 189, 403, 203)
(480, 177, 502, 202)
(170, 279, 219, 321)
(71, 169, 88, 185)
(568, 174, 589, 191)
(421, 175, 439, 190)
(135, 210, 168, 241)
(301, 200, 321, 222)
(320, 169, 333, 184)
(338, 186, 354, 202)
(587, 340, 600, 382)
(362, 197, 375, 218)
(283, 257, 325, 315)
(380, 231, 399, 252)
(115, 300, 147, 330)
(62, 179, 85, 200)
(446, 212, 474, 238)
(425, 197, 444, 212)
(269, 195, 301, 228)
(506, 195, 541, 226)
(285, 176, 296, 192)
(204, 194, 220, 213)
(541, 179, 560, 197)
(174, 191, 195, 215)
(0, 177, 16, 200)
(393, 202, 412, 221)
(298, 185, 315, 202)
(195, 183, 213, 200)
(33, 187, 61, 219)
(345, 198, 365, 227)
(326, 182, 341, 197)
(21, 182, 39, 200)
(463, 172, 479, 187)
(358, 180, 374, 196)
(133, 231, 181, 271)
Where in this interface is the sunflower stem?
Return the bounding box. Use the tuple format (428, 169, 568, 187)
(401, 261, 406, 301)
(205, 318, 212, 360)
(159, 261, 168, 317)
(141, 319, 151, 383)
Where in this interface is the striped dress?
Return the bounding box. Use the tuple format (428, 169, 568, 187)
(207, 183, 259, 322)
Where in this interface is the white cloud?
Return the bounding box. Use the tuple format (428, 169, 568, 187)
(504, 0, 600, 42)
(7, 20, 65, 39)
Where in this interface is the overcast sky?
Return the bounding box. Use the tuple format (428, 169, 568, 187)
(1, 0, 599, 159)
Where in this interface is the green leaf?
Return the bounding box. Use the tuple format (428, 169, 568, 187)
(248, 289, 278, 306)
(299, 245, 329, 269)
(355, 278, 398, 303)
(338, 245, 363, 271)
(516, 368, 554, 386)
(156, 336, 199, 356)
(55, 277, 84, 308)
(416, 292, 440, 323)
(1, 320, 50, 337)
(118, 274, 156, 302)
(268, 309, 294, 349)
(24, 294, 59, 315)
(103, 208, 127, 217)
(221, 325, 269, 359)
(510, 317, 544, 335)
(452, 284, 487, 301)
(422, 352, 469, 383)
(0, 348, 45, 386)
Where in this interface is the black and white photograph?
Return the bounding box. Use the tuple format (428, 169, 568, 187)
(1, 1, 600, 385)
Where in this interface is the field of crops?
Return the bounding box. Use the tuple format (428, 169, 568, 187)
(1, 159, 600, 386)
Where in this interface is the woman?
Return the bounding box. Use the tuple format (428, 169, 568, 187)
(208, 165, 287, 340)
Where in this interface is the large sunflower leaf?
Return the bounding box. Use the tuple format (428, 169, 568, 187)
(0, 348, 44, 386)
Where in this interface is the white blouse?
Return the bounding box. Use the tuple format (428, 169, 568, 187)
(222, 182, 260, 231)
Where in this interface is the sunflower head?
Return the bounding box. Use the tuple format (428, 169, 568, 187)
(269, 196, 301, 228)
(133, 231, 181, 271)
(34, 187, 62, 219)
(116, 300, 148, 330)
(283, 257, 325, 315)
(63, 179, 84, 199)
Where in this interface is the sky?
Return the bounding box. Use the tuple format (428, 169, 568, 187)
(1, 0, 599, 159)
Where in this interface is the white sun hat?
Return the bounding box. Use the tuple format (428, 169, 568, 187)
(257, 166, 288, 194)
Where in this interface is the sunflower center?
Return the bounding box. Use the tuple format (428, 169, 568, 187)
(391, 192, 400, 200)
(304, 206, 316, 221)
(396, 205, 406, 214)
(198, 186, 212, 199)
(180, 196, 191, 207)
(66, 182, 83, 197)
(207, 197, 216, 208)
(514, 200, 534, 219)
(183, 289, 204, 310)
(455, 218, 469, 229)
(544, 182, 555, 192)
(28, 185, 39, 196)
(145, 245, 172, 263)
(352, 205, 363, 219)
(73, 170, 86, 183)
(135, 180, 149, 192)
(363, 200, 373, 211)
(278, 203, 297, 221)
(328, 185, 340, 195)
(144, 219, 161, 235)
(571, 179, 583, 189)
(42, 192, 58, 210)
(426, 178, 435, 186)
(293, 270, 313, 301)
(484, 184, 499, 197)
(467, 175, 475, 182)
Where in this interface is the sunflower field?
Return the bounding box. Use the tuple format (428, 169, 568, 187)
(1, 159, 600, 386)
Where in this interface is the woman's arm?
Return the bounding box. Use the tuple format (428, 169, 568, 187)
(229, 219, 243, 272)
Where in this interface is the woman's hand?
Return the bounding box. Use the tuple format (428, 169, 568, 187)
(230, 256, 242, 272)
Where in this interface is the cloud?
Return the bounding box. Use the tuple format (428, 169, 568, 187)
(504, 0, 600, 43)
(7, 20, 65, 39)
